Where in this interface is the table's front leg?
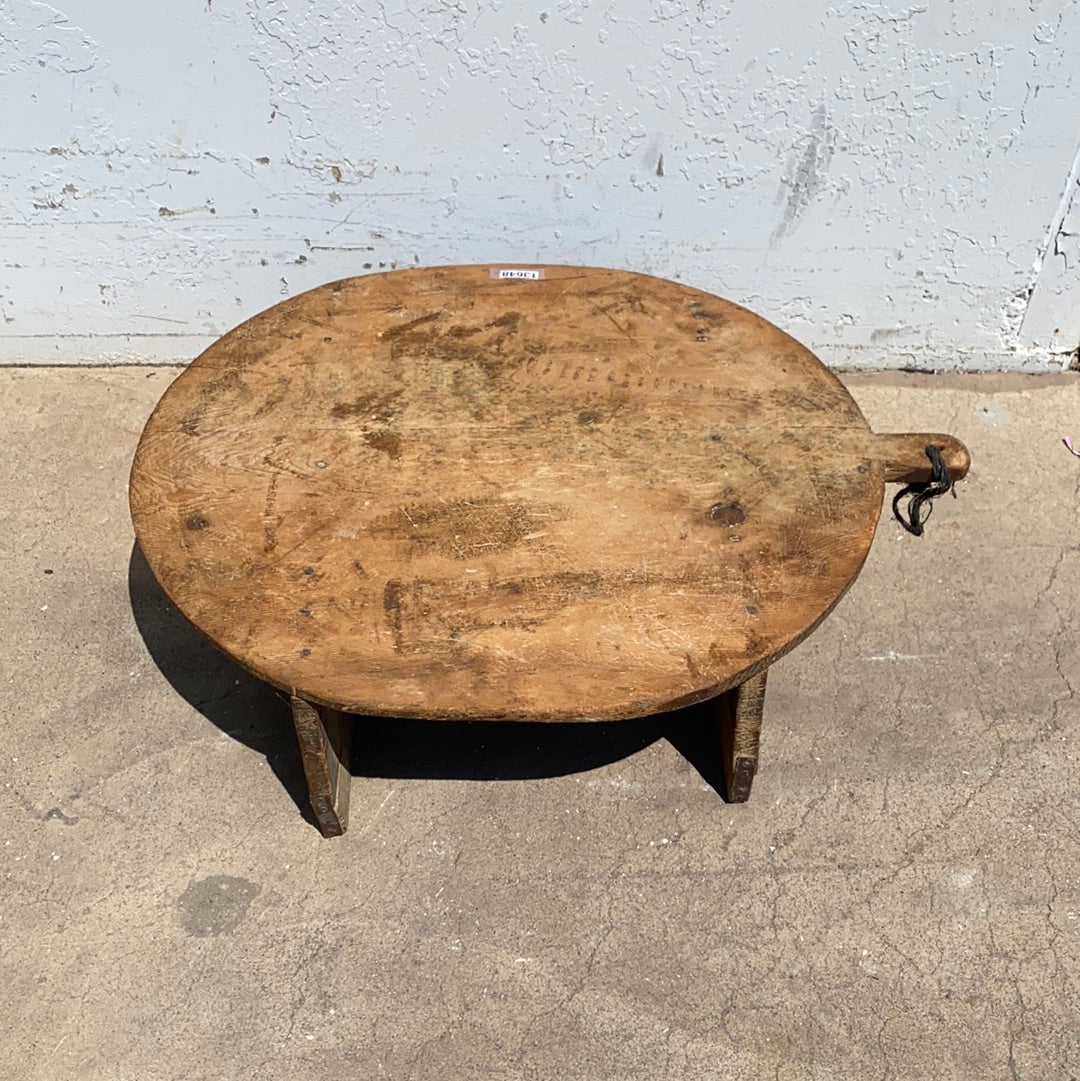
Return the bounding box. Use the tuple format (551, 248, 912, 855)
(289, 696, 352, 836)
(718, 668, 767, 802)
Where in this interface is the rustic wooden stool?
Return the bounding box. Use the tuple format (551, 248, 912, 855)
(129, 265, 969, 836)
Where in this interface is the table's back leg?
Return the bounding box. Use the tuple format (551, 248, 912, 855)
(289, 696, 352, 837)
(719, 668, 767, 802)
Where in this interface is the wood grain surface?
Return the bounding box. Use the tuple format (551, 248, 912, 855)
(129, 265, 962, 721)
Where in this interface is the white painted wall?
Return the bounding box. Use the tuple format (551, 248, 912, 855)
(2, 0, 1078, 369)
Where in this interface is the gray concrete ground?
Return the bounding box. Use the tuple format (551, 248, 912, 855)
(1, 366, 1077, 1081)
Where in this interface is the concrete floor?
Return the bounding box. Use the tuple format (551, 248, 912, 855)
(1, 366, 1077, 1080)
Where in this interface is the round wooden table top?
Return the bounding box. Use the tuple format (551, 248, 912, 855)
(130, 265, 967, 721)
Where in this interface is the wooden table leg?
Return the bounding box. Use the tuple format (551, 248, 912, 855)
(289, 696, 352, 837)
(719, 668, 767, 802)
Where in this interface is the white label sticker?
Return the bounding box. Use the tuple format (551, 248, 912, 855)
(492, 268, 544, 280)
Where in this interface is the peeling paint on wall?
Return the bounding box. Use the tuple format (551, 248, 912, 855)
(1020, 145, 1080, 355)
(0, 0, 1077, 368)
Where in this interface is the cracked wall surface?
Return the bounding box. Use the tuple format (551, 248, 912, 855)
(1, 0, 1078, 368)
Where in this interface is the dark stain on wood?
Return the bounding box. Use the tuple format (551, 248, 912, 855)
(708, 502, 747, 527)
(384, 309, 524, 381)
(383, 578, 407, 652)
(380, 311, 443, 340)
(362, 430, 402, 459)
(486, 311, 521, 331)
(330, 389, 403, 421)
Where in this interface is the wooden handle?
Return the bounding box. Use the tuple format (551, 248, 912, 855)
(874, 433, 971, 483)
